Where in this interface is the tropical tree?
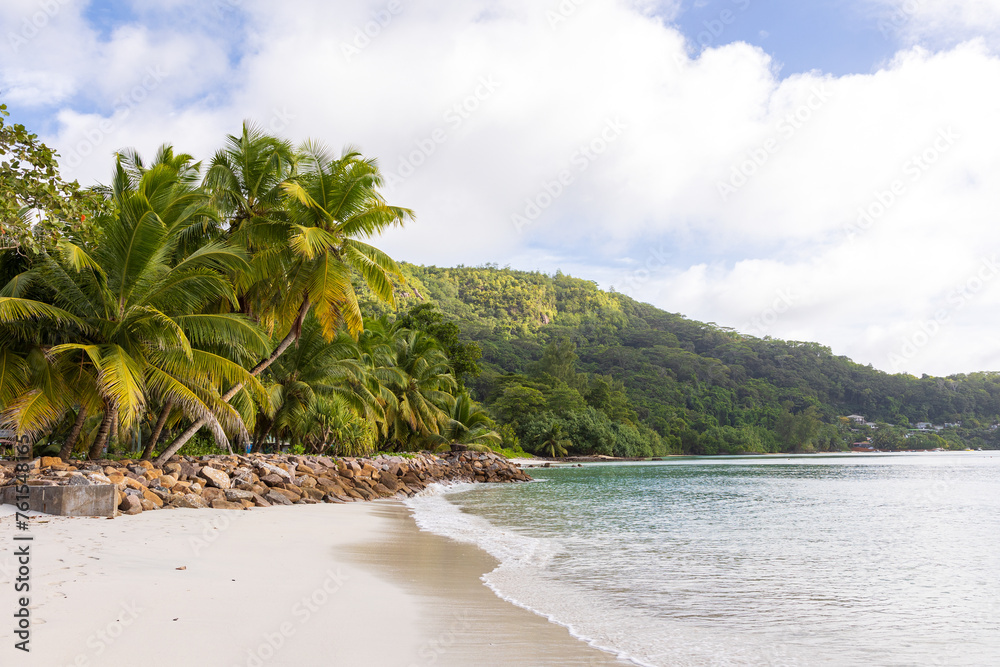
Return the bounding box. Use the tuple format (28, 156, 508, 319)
(533, 422, 571, 458)
(0, 154, 271, 457)
(203, 122, 297, 324)
(0, 103, 99, 253)
(436, 392, 501, 451)
(360, 320, 457, 449)
(251, 314, 383, 453)
(155, 142, 412, 463)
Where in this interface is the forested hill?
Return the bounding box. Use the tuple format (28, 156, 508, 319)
(362, 264, 1000, 455)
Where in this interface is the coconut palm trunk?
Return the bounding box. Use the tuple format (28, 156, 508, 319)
(57, 407, 87, 461)
(154, 298, 310, 465)
(142, 398, 174, 460)
(88, 405, 117, 460)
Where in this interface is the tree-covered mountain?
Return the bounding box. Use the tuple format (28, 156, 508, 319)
(362, 264, 1000, 455)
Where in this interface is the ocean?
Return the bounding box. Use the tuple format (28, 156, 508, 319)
(405, 452, 1000, 666)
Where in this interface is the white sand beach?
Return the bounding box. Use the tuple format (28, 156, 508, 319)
(0, 501, 625, 666)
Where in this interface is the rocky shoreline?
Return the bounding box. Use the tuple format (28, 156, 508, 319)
(0, 450, 532, 516)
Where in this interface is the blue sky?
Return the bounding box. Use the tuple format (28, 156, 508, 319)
(2, 0, 1000, 375)
(671, 0, 898, 76)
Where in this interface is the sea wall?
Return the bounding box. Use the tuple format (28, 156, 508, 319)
(0, 451, 531, 517)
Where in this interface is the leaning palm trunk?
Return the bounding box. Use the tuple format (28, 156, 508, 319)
(142, 398, 174, 460)
(252, 421, 275, 454)
(57, 407, 88, 461)
(88, 405, 117, 460)
(154, 298, 310, 465)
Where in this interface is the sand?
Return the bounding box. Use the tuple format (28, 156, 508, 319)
(0, 500, 627, 666)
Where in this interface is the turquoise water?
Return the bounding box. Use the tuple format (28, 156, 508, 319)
(407, 453, 1000, 666)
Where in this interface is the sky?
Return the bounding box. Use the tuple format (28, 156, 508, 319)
(2, 0, 1000, 377)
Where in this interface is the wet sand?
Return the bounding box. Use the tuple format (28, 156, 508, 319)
(342, 502, 629, 666)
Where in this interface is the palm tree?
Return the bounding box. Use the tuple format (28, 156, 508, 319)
(251, 314, 383, 453)
(203, 123, 297, 327)
(0, 155, 271, 457)
(534, 422, 572, 458)
(155, 142, 412, 463)
(362, 320, 457, 449)
(436, 392, 502, 452)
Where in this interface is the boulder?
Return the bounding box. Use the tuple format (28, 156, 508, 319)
(201, 488, 226, 504)
(372, 483, 395, 498)
(269, 487, 301, 502)
(139, 498, 158, 512)
(210, 499, 244, 511)
(224, 489, 255, 502)
(233, 477, 257, 491)
(124, 476, 147, 491)
(141, 488, 164, 508)
(352, 486, 375, 501)
(157, 474, 179, 490)
(178, 463, 201, 480)
(302, 487, 325, 501)
(120, 495, 143, 515)
(175, 494, 209, 509)
(257, 462, 292, 481)
(199, 467, 231, 490)
(316, 479, 347, 496)
(40, 456, 62, 468)
(264, 490, 293, 506)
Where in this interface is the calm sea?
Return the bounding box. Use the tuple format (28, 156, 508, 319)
(406, 452, 1000, 666)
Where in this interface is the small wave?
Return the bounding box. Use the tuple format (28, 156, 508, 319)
(405, 485, 813, 667)
(405, 484, 559, 568)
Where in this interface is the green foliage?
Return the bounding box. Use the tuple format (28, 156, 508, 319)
(0, 104, 103, 253)
(357, 263, 1000, 455)
(396, 303, 482, 387)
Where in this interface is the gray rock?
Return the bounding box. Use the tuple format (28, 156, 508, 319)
(264, 490, 293, 506)
(224, 489, 254, 502)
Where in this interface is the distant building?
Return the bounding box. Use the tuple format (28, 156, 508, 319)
(846, 414, 866, 424)
(916, 422, 932, 430)
(865, 422, 877, 429)
(944, 422, 961, 429)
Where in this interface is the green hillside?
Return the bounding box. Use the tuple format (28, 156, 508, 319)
(362, 264, 1000, 455)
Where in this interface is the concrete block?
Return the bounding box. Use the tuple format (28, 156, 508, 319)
(0, 484, 116, 517)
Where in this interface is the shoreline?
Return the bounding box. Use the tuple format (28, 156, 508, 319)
(0, 499, 626, 666)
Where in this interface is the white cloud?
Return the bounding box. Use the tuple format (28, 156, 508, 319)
(867, 0, 1000, 46)
(3, 0, 1000, 376)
